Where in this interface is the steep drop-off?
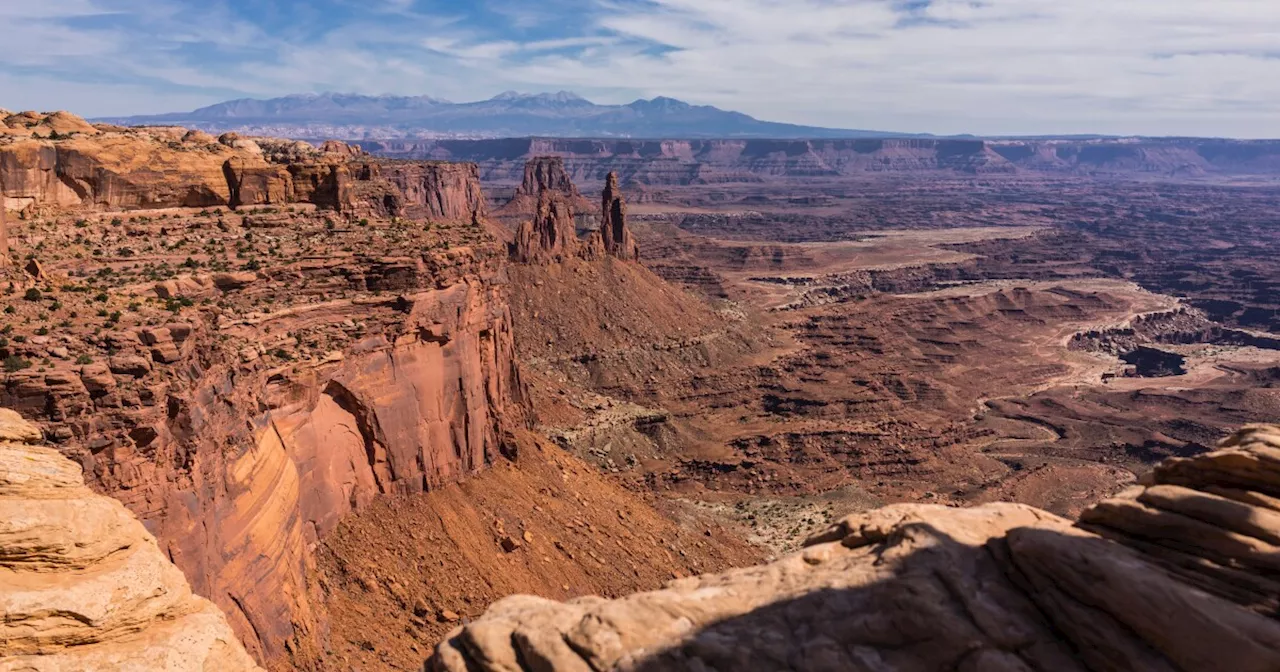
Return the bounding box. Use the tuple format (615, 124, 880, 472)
(0, 409, 262, 672)
(433, 424, 1280, 672)
(0, 131, 534, 669)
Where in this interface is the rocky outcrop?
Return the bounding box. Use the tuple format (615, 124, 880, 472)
(381, 161, 488, 222)
(431, 424, 1280, 671)
(509, 168, 640, 265)
(222, 157, 292, 208)
(599, 171, 638, 261)
(1, 110, 99, 139)
(511, 190, 579, 264)
(497, 157, 595, 218)
(0, 409, 262, 672)
(0, 145, 530, 668)
(0, 122, 479, 216)
(517, 156, 581, 201)
(0, 135, 240, 211)
(22, 279, 530, 667)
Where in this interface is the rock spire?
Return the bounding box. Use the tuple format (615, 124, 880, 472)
(511, 190, 580, 264)
(600, 171, 638, 261)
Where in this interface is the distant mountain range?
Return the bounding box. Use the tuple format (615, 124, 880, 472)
(95, 91, 923, 140)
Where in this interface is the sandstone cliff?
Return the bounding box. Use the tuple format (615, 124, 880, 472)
(6, 279, 530, 667)
(367, 136, 1280, 183)
(0, 409, 262, 672)
(0, 145, 530, 669)
(0, 198, 8, 266)
(432, 424, 1280, 671)
(0, 114, 490, 217)
(382, 161, 490, 221)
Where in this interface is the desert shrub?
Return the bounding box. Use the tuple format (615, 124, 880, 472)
(4, 356, 32, 372)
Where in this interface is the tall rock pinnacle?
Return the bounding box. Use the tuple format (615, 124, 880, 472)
(511, 190, 580, 264)
(600, 172, 638, 261)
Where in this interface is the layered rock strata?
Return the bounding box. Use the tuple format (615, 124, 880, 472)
(0, 113, 492, 218)
(0, 409, 262, 672)
(0, 144, 529, 668)
(7, 280, 530, 667)
(0, 195, 7, 266)
(431, 424, 1280, 671)
(370, 136, 1280, 181)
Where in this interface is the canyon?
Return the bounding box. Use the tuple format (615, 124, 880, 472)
(2, 108, 1280, 670)
(365, 136, 1280, 184)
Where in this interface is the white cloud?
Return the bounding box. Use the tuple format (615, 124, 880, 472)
(5, 0, 1280, 136)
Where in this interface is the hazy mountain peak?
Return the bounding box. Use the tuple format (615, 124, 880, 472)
(96, 91, 914, 139)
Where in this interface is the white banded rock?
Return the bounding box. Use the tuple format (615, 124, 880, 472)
(430, 425, 1280, 672)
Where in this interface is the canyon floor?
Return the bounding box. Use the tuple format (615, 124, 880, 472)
(508, 176, 1280, 555)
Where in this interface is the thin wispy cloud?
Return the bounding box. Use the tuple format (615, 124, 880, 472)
(4, 0, 1280, 136)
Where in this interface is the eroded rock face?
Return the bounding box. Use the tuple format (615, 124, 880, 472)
(498, 156, 595, 219)
(600, 171, 638, 261)
(43, 280, 530, 667)
(512, 190, 579, 264)
(0, 152, 529, 668)
(517, 156, 581, 201)
(0, 122, 483, 217)
(0, 409, 262, 672)
(382, 161, 488, 221)
(430, 424, 1280, 672)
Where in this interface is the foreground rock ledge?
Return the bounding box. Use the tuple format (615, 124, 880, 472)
(430, 424, 1280, 672)
(0, 409, 262, 672)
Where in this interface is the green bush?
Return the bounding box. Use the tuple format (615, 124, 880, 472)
(4, 356, 32, 373)
(23, 288, 42, 301)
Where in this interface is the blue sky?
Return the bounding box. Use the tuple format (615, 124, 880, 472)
(4, 0, 1280, 136)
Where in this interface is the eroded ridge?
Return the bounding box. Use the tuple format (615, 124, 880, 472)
(0, 409, 262, 672)
(430, 424, 1280, 672)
